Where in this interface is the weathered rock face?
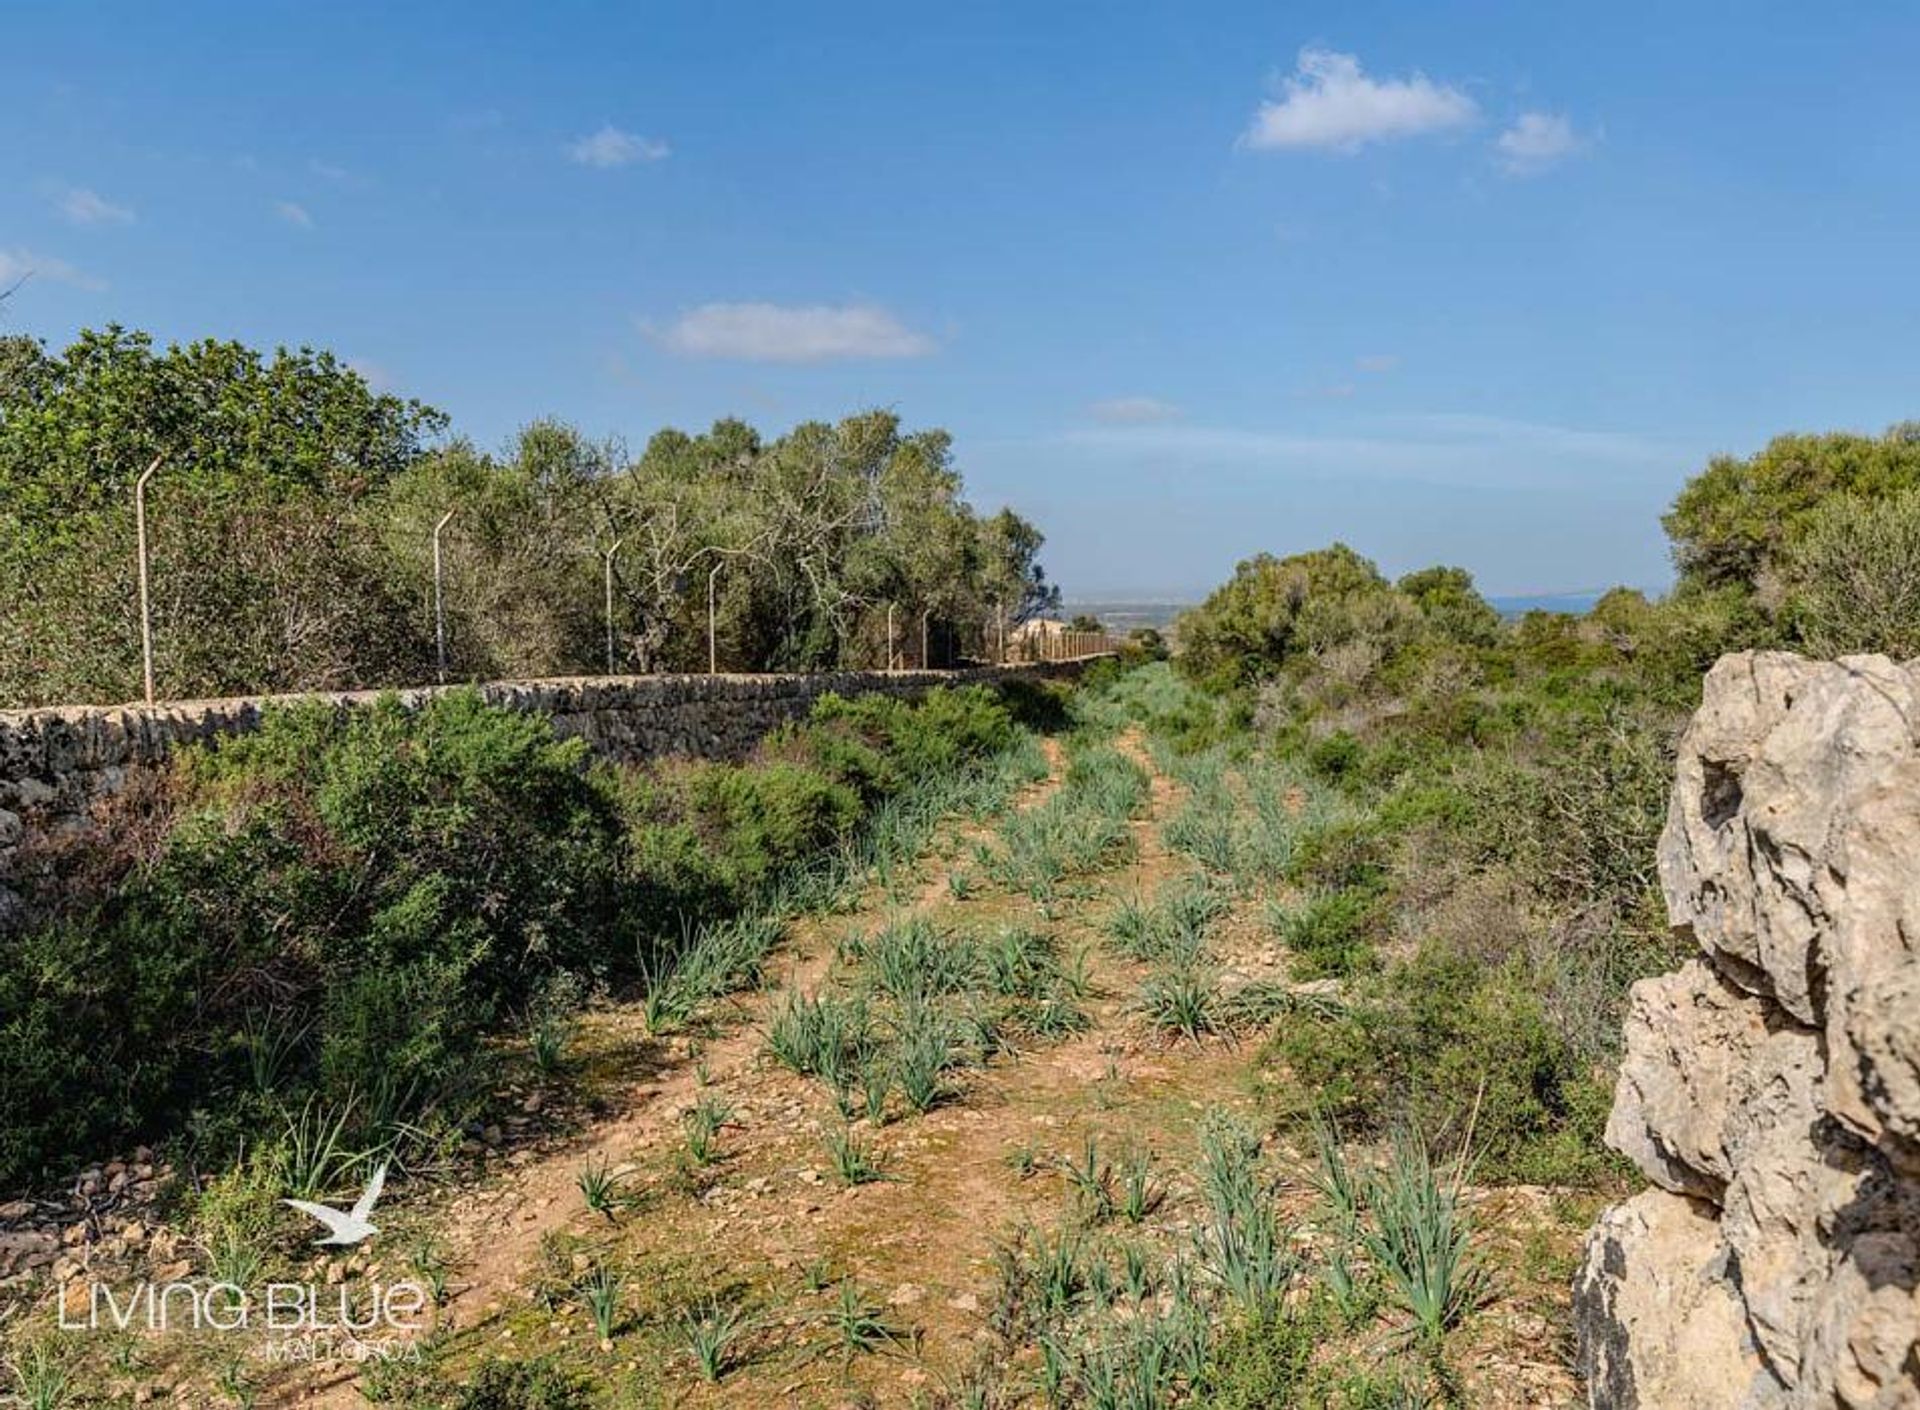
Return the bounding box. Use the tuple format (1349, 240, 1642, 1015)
(1575, 652, 1920, 1408)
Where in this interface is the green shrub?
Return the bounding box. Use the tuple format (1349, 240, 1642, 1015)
(1787, 486, 1920, 657)
(1276, 890, 1379, 980)
(0, 678, 1030, 1190)
(449, 1358, 589, 1410)
(687, 760, 860, 887)
(1261, 946, 1612, 1184)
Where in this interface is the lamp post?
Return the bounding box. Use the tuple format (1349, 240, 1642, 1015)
(133, 454, 165, 706)
(920, 609, 930, 671)
(432, 509, 456, 684)
(602, 539, 623, 675)
(708, 560, 724, 674)
(885, 602, 897, 672)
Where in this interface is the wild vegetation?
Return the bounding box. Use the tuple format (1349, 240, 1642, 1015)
(0, 328, 1058, 707)
(0, 680, 1038, 1191)
(7, 420, 1920, 1407)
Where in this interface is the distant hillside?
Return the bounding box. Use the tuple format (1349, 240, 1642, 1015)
(1056, 599, 1195, 632)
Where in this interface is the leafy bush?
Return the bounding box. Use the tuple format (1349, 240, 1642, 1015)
(1275, 889, 1379, 980)
(1786, 486, 1920, 657)
(0, 680, 1024, 1190)
(1261, 946, 1613, 1183)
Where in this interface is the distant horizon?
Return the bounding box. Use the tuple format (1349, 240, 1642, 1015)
(1057, 582, 1664, 607)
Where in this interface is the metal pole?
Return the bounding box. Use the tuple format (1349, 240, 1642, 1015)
(885, 602, 896, 672)
(432, 510, 455, 683)
(133, 454, 164, 706)
(708, 561, 723, 674)
(920, 610, 930, 671)
(995, 600, 1005, 665)
(602, 539, 623, 675)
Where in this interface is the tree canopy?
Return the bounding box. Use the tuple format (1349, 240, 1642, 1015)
(0, 328, 1056, 707)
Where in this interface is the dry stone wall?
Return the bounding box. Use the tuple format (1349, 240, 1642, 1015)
(0, 661, 1092, 904)
(1574, 651, 1920, 1408)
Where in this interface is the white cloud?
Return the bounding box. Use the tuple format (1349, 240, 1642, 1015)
(1495, 111, 1586, 175)
(0, 247, 105, 292)
(273, 200, 314, 229)
(1355, 354, 1400, 373)
(1089, 396, 1182, 424)
(1242, 48, 1477, 152)
(309, 159, 351, 182)
(567, 124, 670, 168)
(56, 186, 134, 226)
(654, 302, 936, 363)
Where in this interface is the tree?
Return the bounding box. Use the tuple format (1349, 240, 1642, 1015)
(1785, 487, 1920, 658)
(1663, 426, 1920, 596)
(1396, 565, 1501, 646)
(1176, 543, 1392, 686)
(0, 328, 446, 705)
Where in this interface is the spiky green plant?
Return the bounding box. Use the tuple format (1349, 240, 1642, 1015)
(528, 1013, 571, 1074)
(893, 1004, 958, 1114)
(576, 1155, 627, 1218)
(682, 1094, 733, 1166)
(275, 1095, 376, 1202)
(860, 915, 979, 1004)
(579, 1263, 625, 1342)
(8, 1346, 71, 1410)
(204, 1230, 262, 1309)
(679, 1297, 754, 1382)
(826, 1283, 910, 1359)
(1117, 1142, 1165, 1224)
(823, 1124, 888, 1185)
(1060, 1132, 1115, 1223)
(1359, 1129, 1484, 1349)
(1138, 963, 1222, 1040)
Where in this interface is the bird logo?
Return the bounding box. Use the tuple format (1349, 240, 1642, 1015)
(282, 1161, 388, 1247)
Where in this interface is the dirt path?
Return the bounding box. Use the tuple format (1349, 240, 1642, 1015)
(289, 725, 1582, 1408)
(288, 728, 1263, 1406)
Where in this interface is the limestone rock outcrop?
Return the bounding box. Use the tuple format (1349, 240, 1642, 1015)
(1575, 651, 1920, 1409)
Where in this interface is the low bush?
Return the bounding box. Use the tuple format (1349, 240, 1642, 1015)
(0, 682, 1025, 1191)
(1274, 889, 1380, 980)
(1260, 943, 1613, 1184)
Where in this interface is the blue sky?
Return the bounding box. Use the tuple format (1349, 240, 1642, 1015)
(6, 3, 1918, 597)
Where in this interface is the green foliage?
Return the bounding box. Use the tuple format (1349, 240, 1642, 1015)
(1358, 1131, 1483, 1350)
(1262, 946, 1613, 1183)
(0, 679, 1025, 1189)
(678, 1298, 756, 1382)
(446, 1357, 590, 1410)
(1177, 543, 1411, 687)
(1785, 485, 1920, 656)
(0, 327, 445, 706)
(0, 326, 1060, 704)
(1273, 889, 1379, 980)
(1664, 424, 1920, 596)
